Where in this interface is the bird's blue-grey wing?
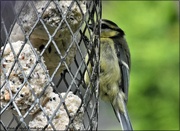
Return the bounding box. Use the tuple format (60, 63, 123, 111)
(113, 37, 131, 102)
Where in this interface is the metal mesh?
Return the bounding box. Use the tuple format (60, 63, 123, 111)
(1, 0, 101, 130)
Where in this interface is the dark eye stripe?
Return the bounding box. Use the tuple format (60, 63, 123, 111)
(101, 23, 110, 29)
(101, 23, 125, 35)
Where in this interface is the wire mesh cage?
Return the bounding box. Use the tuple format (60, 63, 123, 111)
(1, 0, 102, 130)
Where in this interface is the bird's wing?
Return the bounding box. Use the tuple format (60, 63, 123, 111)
(113, 37, 131, 102)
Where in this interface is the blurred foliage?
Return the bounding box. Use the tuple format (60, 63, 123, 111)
(101, 1, 179, 130)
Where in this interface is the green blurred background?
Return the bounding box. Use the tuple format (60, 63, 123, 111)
(98, 1, 179, 130)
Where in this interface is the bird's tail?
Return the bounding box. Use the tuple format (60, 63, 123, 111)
(112, 92, 133, 131)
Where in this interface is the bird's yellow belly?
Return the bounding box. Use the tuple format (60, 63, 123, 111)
(99, 38, 121, 102)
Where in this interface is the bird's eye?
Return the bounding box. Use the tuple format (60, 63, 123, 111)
(101, 23, 109, 29)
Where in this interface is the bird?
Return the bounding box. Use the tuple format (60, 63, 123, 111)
(84, 19, 133, 130)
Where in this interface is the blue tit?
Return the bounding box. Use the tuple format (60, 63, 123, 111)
(85, 19, 133, 130)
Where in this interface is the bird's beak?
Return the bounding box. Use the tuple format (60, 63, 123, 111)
(88, 24, 94, 31)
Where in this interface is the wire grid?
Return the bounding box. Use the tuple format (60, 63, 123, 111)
(1, 0, 101, 130)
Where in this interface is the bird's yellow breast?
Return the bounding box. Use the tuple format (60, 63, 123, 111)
(99, 38, 121, 102)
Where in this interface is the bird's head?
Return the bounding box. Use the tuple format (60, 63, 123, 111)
(88, 19, 125, 38)
(100, 19, 125, 38)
